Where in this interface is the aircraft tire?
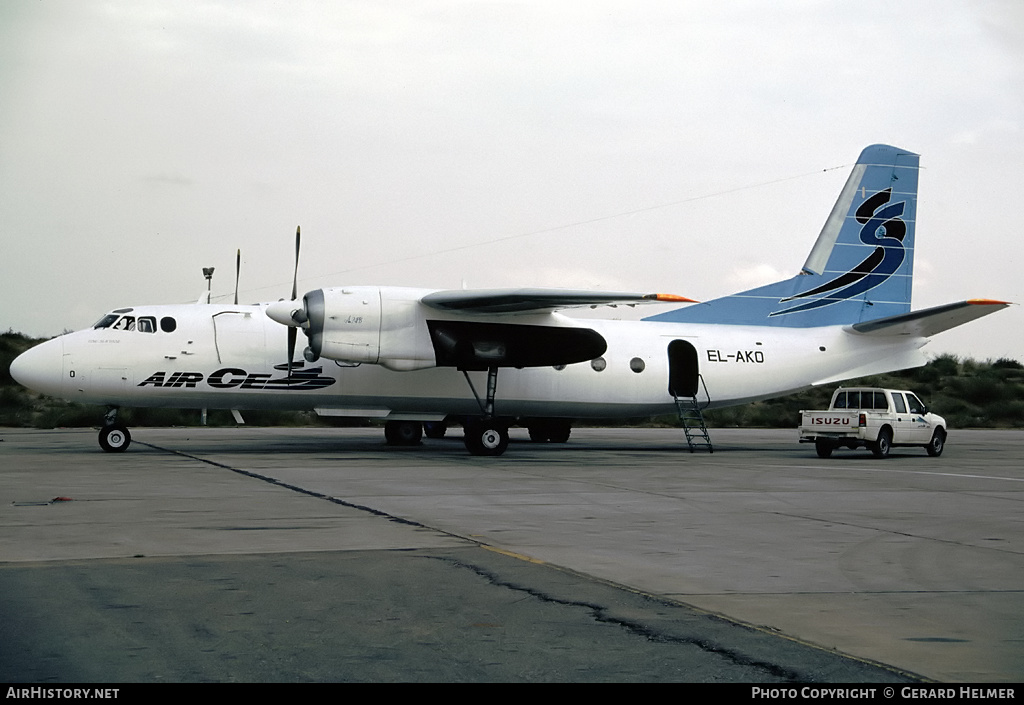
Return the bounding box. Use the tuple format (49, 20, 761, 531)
(464, 420, 509, 456)
(528, 425, 547, 442)
(527, 419, 571, 443)
(384, 420, 422, 446)
(423, 421, 447, 439)
(99, 424, 131, 453)
(547, 420, 571, 443)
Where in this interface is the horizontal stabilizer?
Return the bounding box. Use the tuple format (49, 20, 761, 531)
(421, 288, 695, 314)
(846, 299, 1010, 337)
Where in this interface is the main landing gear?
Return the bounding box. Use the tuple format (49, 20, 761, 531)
(526, 418, 572, 444)
(383, 420, 423, 446)
(463, 418, 510, 456)
(99, 408, 131, 453)
(461, 366, 510, 456)
(383, 420, 451, 446)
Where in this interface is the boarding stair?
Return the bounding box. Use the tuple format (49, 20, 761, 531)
(674, 374, 713, 453)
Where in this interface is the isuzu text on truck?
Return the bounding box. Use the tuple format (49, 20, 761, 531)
(799, 387, 946, 459)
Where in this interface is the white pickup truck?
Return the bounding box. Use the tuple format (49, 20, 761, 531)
(799, 387, 947, 459)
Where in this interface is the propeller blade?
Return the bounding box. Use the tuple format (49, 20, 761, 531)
(288, 227, 301, 376)
(291, 226, 300, 301)
(234, 249, 240, 305)
(287, 327, 297, 378)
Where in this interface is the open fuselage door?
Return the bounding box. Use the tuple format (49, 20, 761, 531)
(667, 339, 712, 453)
(668, 339, 699, 398)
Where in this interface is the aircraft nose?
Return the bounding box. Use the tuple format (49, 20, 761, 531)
(10, 337, 64, 396)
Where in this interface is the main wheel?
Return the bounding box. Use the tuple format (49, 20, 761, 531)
(528, 424, 548, 442)
(871, 428, 892, 458)
(925, 429, 946, 457)
(99, 424, 131, 453)
(384, 420, 423, 446)
(814, 439, 834, 459)
(546, 419, 571, 443)
(423, 421, 447, 439)
(527, 419, 572, 443)
(464, 420, 509, 456)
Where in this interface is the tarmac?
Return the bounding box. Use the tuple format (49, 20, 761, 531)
(1, 426, 1021, 683)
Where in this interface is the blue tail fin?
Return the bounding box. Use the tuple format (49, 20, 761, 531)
(647, 144, 920, 327)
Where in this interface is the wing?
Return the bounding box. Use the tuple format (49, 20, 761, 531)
(417, 288, 695, 370)
(420, 288, 695, 314)
(847, 299, 1011, 337)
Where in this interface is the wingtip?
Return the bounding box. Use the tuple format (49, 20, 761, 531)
(967, 298, 1012, 306)
(648, 293, 700, 304)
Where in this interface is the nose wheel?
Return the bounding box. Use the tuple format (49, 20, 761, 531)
(99, 423, 131, 453)
(98, 408, 131, 453)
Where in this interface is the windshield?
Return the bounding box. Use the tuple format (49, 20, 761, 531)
(92, 312, 161, 333)
(92, 314, 120, 329)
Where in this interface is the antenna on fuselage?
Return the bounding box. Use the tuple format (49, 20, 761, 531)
(234, 249, 241, 305)
(202, 267, 215, 304)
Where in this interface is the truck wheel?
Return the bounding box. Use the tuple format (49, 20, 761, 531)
(814, 439, 834, 458)
(871, 428, 892, 458)
(926, 429, 946, 457)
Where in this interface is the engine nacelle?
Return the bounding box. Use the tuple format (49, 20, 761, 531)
(307, 286, 437, 371)
(298, 285, 609, 373)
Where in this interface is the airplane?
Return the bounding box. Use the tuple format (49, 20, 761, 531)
(10, 144, 1009, 456)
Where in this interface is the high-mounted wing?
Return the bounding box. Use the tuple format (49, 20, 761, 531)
(421, 288, 695, 314)
(420, 289, 695, 370)
(265, 285, 696, 372)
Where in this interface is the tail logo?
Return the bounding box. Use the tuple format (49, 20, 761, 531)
(771, 188, 907, 316)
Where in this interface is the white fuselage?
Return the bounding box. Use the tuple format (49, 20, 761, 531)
(13, 300, 929, 421)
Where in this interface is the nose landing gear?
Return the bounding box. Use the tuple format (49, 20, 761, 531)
(99, 408, 131, 452)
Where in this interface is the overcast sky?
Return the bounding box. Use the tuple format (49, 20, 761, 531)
(2, 0, 1021, 361)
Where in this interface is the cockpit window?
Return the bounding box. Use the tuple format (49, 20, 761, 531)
(93, 314, 120, 329)
(94, 312, 175, 333)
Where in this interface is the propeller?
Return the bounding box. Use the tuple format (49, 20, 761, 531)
(287, 227, 300, 376)
(266, 225, 324, 373)
(233, 249, 240, 305)
(291, 227, 300, 301)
